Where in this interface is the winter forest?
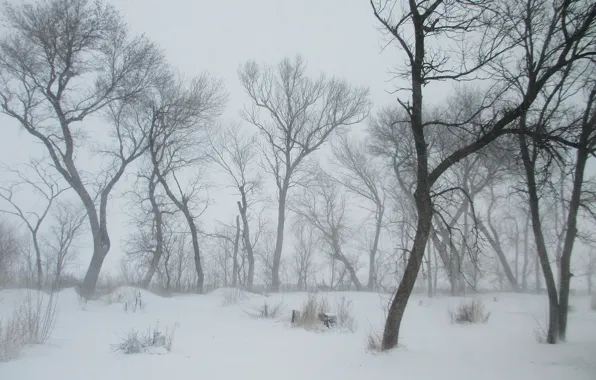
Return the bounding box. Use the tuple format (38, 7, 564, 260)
(0, 0, 595, 378)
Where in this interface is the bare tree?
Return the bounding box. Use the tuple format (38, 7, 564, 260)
(238, 55, 371, 291)
(370, 0, 596, 350)
(148, 72, 226, 294)
(519, 73, 596, 342)
(291, 220, 319, 291)
(332, 135, 387, 291)
(0, 160, 69, 288)
(208, 124, 262, 291)
(292, 170, 363, 290)
(44, 200, 86, 290)
(0, 218, 22, 287)
(0, 0, 168, 297)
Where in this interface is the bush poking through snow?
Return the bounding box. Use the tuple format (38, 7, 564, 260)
(591, 292, 596, 311)
(336, 296, 357, 332)
(0, 291, 57, 362)
(246, 300, 286, 319)
(532, 315, 548, 344)
(367, 330, 383, 352)
(113, 322, 179, 354)
(222, 288, 248, 306)
(449, 299, 490, 324)
(292, 293, 330, 329)
(292, 294, 357, 332)
(124, 291, 144, 313)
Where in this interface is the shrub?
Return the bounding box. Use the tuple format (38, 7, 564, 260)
(449, 299, 490, 324)
(532, 314, 548, 344)
(0, 291, 57, 362)
(367, 330, 383, 352)
(292, 293, 329, 330)
(292, 294, 356, 332)
(246, 300, 286, 319)
(336, 296, 357, 332)
(113, 322, 178, 354)
(222, 288, 248, 306)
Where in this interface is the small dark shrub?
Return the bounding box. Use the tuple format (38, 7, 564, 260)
(449, 299, 490, 324)
(113, 322, 178, 354)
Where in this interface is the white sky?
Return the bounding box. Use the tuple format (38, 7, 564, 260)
(0, 0, 592, 285)
(0, 0, 407, 276)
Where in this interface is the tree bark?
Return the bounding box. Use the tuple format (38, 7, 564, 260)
(232, 215, 240, 288)
(557, 112, 591, 340)
(519, 130, 559, 343)
(237, 191, 256, 292)
(367, 205, 384, 291)
(271, 185, 288, 291)
(477, 221, 519, 291)
(142, 175, 163, 288)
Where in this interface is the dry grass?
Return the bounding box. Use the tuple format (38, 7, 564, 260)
(0, 291, 57, 362)
(366, 330, 383, 352)
(292, 294, 357, 332)
(292, 293, 330, 330)
(336, 296, 357, 332)
(449, 299, 490, 324)
(113, 321, 179, 354)
(245, 300, 286, 319)
(222, 288, 248, 306)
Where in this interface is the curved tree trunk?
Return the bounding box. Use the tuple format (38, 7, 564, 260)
(271, 185, 288, 292)
(142, 173, 164, 288)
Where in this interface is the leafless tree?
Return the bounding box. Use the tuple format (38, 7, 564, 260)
(238, 55, 371, 291)
(44, 200, 86, 290)
(332, 135, 387, 290)
(0, 218, 22, 287)
(0, 0, 168, 297)
(0, 160, 69, 288)
(370, 0, 596, 350)
(519, 72, 596, 342)
(148, 72, 226, 294)
(208, 124, 262, 291)
(291, 220, 319, 291)
(292, 170, 363, 290)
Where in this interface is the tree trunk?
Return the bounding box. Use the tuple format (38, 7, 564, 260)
(331, 238, 362, 291)
(477, 221, 519, 291)
(271, 186, 288, 292)
(32, 234, 43, 289)
(232, 215, 240, 288)
(557, 132, 589, 341)
(522, 213, 530, 292)
(426, 243, 433, 298)
(184, 211, 204, 294)
(382, 188, 433, 350)
(519, 131, 559, 343)
(367, 205, 384, 291)
(237, 196, 255, 292)
(142, 177, 163, 289)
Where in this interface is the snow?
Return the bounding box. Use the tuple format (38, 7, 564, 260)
(1, 288, 595, 380)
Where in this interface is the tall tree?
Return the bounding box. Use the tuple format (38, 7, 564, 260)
(292, 170, 363, 291)
(0, 160, 68, 288)
(238, 55, 371, 291)
(370, 0, 596, 350)
(0, 0, 167, 297)
(332, 135, 387, 290)
(208, 124, 262, 291)
(148, 73, 226, 294)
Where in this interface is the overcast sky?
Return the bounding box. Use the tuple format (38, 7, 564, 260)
(0, 0, 409, 275)
(0, 0, 592, 284)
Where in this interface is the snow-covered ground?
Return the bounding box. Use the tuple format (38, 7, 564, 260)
(1, 287, 595, 380)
